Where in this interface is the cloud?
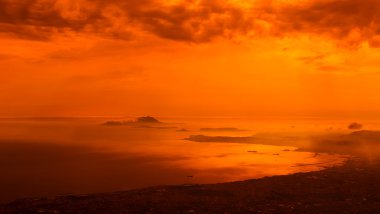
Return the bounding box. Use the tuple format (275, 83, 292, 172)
(131, 0, 253, 42)
(0, 0, 252, 42)
(270, 0, 380, 47)
(1, 0, 380, 47)
(0, 0, 121, 40)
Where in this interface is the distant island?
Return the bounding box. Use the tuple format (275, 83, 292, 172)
(348, 122, 363, 130)
(135, 116, 160, 123)
(102, 116, 161, 126)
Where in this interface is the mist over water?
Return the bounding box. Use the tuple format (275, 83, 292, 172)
(0, 117, 368, 203)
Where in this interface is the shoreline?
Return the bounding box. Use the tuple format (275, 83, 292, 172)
(1, 158, 380, 213)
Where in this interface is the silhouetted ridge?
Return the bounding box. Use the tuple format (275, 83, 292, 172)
(136, 116, 160, 123)
(348, 122, 363, 130)
(102, 116, 161, 126)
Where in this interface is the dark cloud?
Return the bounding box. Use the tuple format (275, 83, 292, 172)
(1, 0, 380, 46)
(133, 0, 253, 42)
(0, 23, 53, 41)
(272, 0, 380, 47)
(0, 0, 252, 42)
(0, 0, 118, 40)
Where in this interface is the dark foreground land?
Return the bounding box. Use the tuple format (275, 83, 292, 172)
(1, 158, 380, 214)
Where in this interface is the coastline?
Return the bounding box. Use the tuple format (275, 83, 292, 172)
(1, 158, 379, 214)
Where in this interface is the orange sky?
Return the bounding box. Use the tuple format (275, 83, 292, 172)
(1, 0, 380, 118)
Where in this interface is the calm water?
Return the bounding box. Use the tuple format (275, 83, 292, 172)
(0, 117, 358, 202)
